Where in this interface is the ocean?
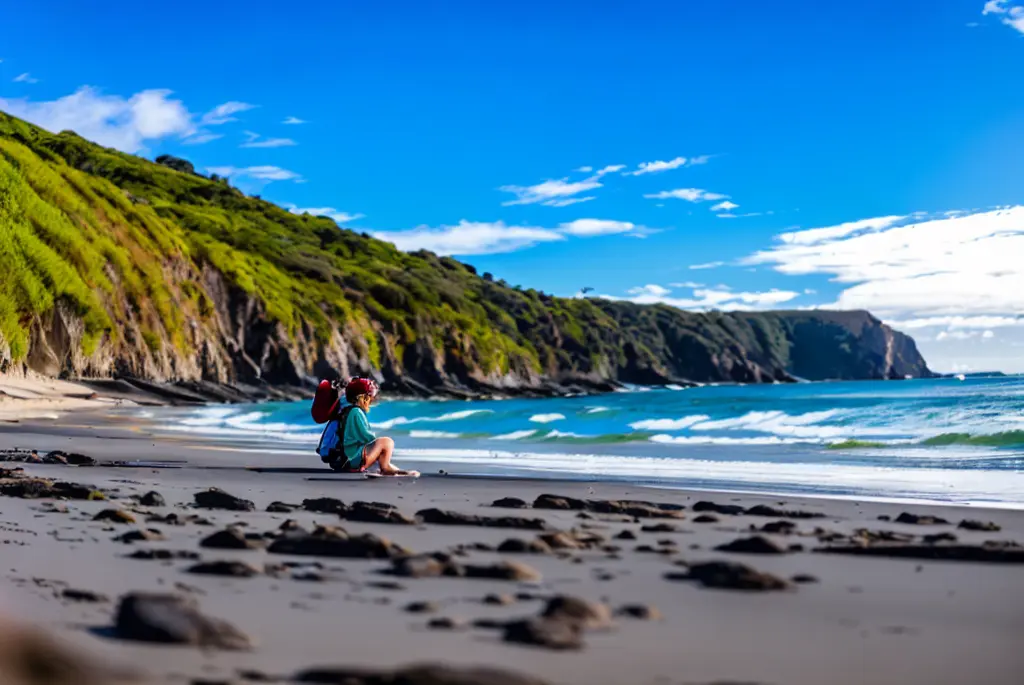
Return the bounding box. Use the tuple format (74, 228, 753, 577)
(148, 375, 1024, 508)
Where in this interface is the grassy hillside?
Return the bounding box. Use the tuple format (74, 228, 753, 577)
(0, 111, 931, 395)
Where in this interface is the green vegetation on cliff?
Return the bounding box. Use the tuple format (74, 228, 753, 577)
(0, 111, 931, 393)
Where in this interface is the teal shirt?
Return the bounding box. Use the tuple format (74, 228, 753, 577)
(342, 406, 376, 464)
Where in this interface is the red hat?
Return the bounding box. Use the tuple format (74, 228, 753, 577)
(345, 377, 379, 401)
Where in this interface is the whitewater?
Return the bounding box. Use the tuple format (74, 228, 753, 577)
(148, 375, 1024, 507)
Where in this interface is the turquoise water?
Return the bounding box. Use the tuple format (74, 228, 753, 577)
(157, 376, 1024, 507)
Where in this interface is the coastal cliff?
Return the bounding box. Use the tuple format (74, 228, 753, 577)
(0, 111, 931, 400)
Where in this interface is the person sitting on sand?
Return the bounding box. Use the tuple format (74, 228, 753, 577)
(320, 377, 403, 475)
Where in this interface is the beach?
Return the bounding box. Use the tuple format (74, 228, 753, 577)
(1, 408, 1022, 685)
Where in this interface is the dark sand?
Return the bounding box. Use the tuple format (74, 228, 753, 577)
(1, 413, 1023, 685)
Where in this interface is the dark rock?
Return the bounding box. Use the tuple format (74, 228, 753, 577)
(427, 616, 468, 631)
(615, 604, 662, 620)
(745, 504, 824, 519)
(502, 618, 582, 650)
(416, 508, 547, 530)
(788, 543, 805, 552)
(587, 499, 685, 519)
(403, 600, 439, 614)
(93, 509, 136, 524)
(343, 501, 416, 525)
(791, 573, 819, 584)
(668, 561, 790, 590)
(114, 592, 251, 649)
(267, 501, 300, 513)
(114, 528, 165, 543)
(815, 543, 1024, 562)
(641, 523, 677, 533)
(302, 497, 348, 515)
(540, 595, 611, 628)
(278, 519, 307, 534)
(294, 664, 551, 684)
(538, 532, 582, 550)
(138, 491, 166, 507)
(201, 528, 264, 550)
(127, 549, 199, 560)
(895, 512, 950, 525)
(759, 520, 796, 534)
(268, 526, 405, 559)
(496, 538, 552, 554)
(194, 488, 255, 512)
(533, 494, 587, 510)
(958, 519, 1001, 532)
(0, 479, 103, 500)
(692, 501, 744, 515)
(693, 514, 719, 523)
(389, 553, 459, 578)
(715, 535, 787, 554)
(146, 512, 184, 525)
(47, 451, 97, 466)
(923, 532, 958, 544)
(491, 497, 529, 509)
(877, 514, 892, 521)
(61, 588, 108, 602)
(483, 593, 515, 606)
(187, 561, 262, 578)
(613, 529, 637, 540)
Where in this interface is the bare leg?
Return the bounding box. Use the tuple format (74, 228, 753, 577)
(361, 437, 399, 475)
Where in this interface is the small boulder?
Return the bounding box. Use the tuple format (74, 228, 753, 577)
(532, 494, 588, 510)
(267, 501, 300, 513)
(200, 528, 264, 550)
(502, 618, 582, 650)
(193, 488, 254, 512)
(138, 491, 166, 507)
(114, 592, 251, 650)
(491, 497, 529, 509)
(496, 538, 552, 554)
(958, 519, 1001, 532)
(186, 561, 262, 578)
(714, 535, 787, 554)
(895, 512, 950, 525)
(692, 501, 744, 515)
(540, 595, 612, 629)
(668, 561, 790, 591)
(93, 509, 136, 524)
(615, 604, 662, 620)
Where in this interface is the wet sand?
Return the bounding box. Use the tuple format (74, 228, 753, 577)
(1, 413, 1023, 685)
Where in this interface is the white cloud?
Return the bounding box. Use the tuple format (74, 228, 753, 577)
(595, 164, 625, 176)
(884, 315, 1024, 330)
(241, 134, 297, 148)
(544, 196, 596, 207)
(983, 330, 996, 339)
(182, 132, 223, 145)
(982, 1, 1024, 33)
(282, 116, 307, 125)
(712, 200, 739, 211)
(373, 220, 564, 256)
(575, 166, 594, 173)
(499, 176, 603, 206)
(206, 165, 301, 182)
(609, 283, 800, 311)
(625, 156, 708, 176)
(200, 101, 256, 126)
(644, 188, 729, 202)
(777, 215, 906, 245)
(288, 206, 365, 224)
(559, 219, 641, 237)
(670, 281, 705, 288)
(0, 86, 193, 153)
(689, 261, 725, 270)
(13, 73, 39, 84)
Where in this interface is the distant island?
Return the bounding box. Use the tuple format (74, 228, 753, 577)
(0, 111, 932, 401)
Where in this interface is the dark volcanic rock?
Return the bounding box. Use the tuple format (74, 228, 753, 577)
(667, 561, 790, 590)
(483, 593, 515, 606)
(540, 595, 612, 629)
(745, 504, 824, 519)
(416, 508, 547, 530)
(47, 451, 97, 466)
(138, 491, 166, 507)
(714, 535, 788, 554)
(615, 604, 663, 620)
(389, 553, 459, 578)
(502, 618, 582, 650)
(587, 499, 685, 519)
(61, 588, 108, 603)
(693, 514, 720, 523)
(613, 529, 637, 540)
(294, 663, 551, 684)
(815, 542, 1024, 563)
(641, 523, 677, 533)
(895, 512, 950, 525)
(302, 497, 348, 515)
(491, 497, 529, 509)
(201, 528, 264, 550)
(93, 509, 136, 524)
(127, 549, 200, 561)
(758, 520, 797, 534)
(194, 488, 255, 512)
(114, 528, 165, 543)
(114, 592, 251, 649)
(465, 561, 542, 582)
(533, 494, 588, 510)
(267, 501, 300, 513)
(403, 600, 439, 614)
(791, 574, 819, 584)
(497, 538, 552, 554)
(923, 532, 958, 544)
(187, 561, 262, 578)
(692, 501, 744, 515)
(958, 519, 1001, 532)
(343, 501, 416, 525)
(0, 479, 103, 500)
(267, 526, 405, 559)
(426, 616, 468, 631)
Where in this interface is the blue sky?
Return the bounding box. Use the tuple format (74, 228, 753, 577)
(2, 0, 1023, 372)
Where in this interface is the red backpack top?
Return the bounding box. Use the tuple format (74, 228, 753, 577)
(311, 380, 340, 424)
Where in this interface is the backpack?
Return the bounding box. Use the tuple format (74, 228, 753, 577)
(311, 379, 340, 424)
(317, 405, 354, 464)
